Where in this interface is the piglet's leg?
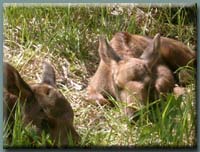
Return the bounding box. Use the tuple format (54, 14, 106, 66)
(154, 65, 174, 96)
(85, 87, 111, 106)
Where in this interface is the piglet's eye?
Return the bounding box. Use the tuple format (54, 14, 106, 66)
(45, 89, 51, 96)
(40, 108, 44, 113)
(41, 119, 50, 131)
(116, 84, 123, 91)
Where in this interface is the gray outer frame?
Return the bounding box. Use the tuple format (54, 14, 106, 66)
(0, 1, 199, 152)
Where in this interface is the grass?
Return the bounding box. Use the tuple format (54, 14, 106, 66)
(4, 99, 54, 148)
(3, 3, 197, 148)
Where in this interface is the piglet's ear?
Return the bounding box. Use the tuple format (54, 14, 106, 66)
(3, 62, 34, 102)
(98, 36, 121, 65)
(153, 33, 161, 51)
(140, 33, 161, 69)
(41, 61, 56, 87)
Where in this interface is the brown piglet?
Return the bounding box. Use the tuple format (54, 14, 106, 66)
(3, 61, 80, 147)
(86, 32, 195, 118)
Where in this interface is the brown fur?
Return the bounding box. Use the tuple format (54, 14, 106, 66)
(110, 32, 196, 69)
(3, 62, 80, 147)
(86, 32, 196, 117)
(120, 81, 148, 118)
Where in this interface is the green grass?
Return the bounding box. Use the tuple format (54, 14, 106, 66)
(3, 4, 196, 147)
(3, 98, 54, 148)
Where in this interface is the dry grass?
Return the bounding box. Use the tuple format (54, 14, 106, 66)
(3, 3, 197, 147)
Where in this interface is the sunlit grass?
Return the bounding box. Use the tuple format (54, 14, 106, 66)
(3, 4, 196, 148)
